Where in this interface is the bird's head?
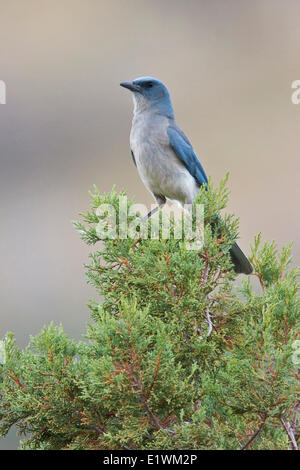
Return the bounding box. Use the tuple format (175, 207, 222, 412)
(120, 77, 174, 117)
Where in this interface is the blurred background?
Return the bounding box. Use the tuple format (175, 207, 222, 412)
(1, 0, 299, 448)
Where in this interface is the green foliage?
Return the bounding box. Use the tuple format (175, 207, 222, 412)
(0, 178, 299, 450)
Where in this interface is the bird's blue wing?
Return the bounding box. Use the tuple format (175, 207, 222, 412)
(167, 125, 208, 186)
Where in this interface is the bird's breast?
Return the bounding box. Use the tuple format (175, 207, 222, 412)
(130, 116, 198, 206)
(130, 115, 170, 181)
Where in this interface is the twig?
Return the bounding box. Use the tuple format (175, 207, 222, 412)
(146, 353, 161, 399)
(241, 419, 266, 450)
(199, 258, 214, 338)
(256, 273, 265, 293)
(202, 257, 209, 283)
(139, 392, 164, 431)
(280, 418, 298, 450)
(292, 402, 300, 435)
(205, 306, 213, 337)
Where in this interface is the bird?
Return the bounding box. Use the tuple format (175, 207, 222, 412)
(120, 77, 252, 275)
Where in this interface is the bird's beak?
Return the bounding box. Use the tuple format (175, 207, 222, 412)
(120, 81, 141, 92)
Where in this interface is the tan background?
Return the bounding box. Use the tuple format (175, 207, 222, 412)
(0, 0, 299, 448)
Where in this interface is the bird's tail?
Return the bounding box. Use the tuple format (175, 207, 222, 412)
(210, 215, 252, 275)
(229, 242, 253, 275)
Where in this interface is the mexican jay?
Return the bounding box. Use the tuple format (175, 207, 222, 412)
(120, 77, 252, 274)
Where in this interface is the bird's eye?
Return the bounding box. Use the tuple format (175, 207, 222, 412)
(145, 82, 153, 88)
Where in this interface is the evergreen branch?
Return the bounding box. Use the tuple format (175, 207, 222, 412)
(0, 183, 298, 450)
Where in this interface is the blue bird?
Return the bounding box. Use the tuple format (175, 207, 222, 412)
(120, 77, 252, 274)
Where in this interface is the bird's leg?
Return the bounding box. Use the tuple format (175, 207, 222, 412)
(131, 206, 160, 249)
(144, 195, 166, 221)
(144, 206, 159, 221)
